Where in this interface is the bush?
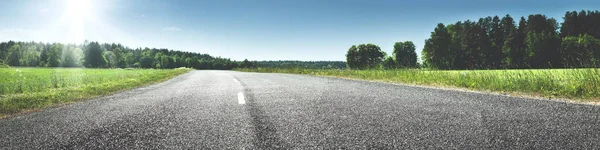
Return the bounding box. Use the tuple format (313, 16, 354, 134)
(0, 61, 10, 68)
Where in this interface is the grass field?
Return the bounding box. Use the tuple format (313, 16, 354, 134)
(0, 68, 191, 117)
(237, 68, 600, 101)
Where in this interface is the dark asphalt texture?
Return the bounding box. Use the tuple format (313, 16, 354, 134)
(1, 70, 600, 149)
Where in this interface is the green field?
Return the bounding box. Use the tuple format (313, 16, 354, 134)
(0, 68, 191, 117)
(237, 68, 600, 101)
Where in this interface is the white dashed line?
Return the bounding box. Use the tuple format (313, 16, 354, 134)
(238, 92, 245, 104)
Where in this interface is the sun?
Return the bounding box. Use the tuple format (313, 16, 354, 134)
(60, 0, 98, 43)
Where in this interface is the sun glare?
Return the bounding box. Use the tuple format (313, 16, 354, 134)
(60, 0, 97, 43)
(65, 0, 93, 20)
(51, 0, 133, 47)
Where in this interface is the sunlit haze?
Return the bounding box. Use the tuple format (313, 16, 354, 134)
(0, 0, 599, 61)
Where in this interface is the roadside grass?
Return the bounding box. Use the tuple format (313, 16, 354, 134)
(0, 67, 191, 116)
(236, 68, 600, 101)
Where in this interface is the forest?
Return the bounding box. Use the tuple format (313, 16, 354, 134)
(0, 41, 239, 69)
(0, 41, 346, 70)
(345, 10, 600, 70)
(255, 60, 346, 69)
(422, 10, 600, 70)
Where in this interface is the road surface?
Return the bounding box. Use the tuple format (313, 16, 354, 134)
(1, 70, 600, 149)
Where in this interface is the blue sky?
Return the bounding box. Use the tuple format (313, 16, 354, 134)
(1, 0, 599, 61)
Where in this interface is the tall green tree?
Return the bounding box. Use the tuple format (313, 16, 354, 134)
(345, 45, 360, 69)
(477, 17, 493, 69)
(560, 11, 580, 38)
(392, 41, 418, 68)
(500, 14, 517, 68)
(104, 51, 117, 68)
(46, 44, 63, 67)
(447, 22, 467, 69)
(489, 15, 505, 68)
(84, 42, 106, 68)
(6, 44, 21, 66)
(423, 23, 452, 69)
(561, 34, 600, 67)
(62, 47, 83, 67)
(525, 15, 562, 68)
(38, 44, 49, 67)
(358, 44, 385, 69)
(139, 55, 154, 68)
(511, 17, 529, 68)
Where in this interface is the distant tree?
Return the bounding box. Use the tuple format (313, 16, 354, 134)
(502, 28, 518, 68)
(103, 51, 117, 68)
(110, 47, 124, 68)
(46, 44, 63, 67)
(489, 15, 505, 68)
(561, 34, 600, 67)
(477, 17, 493, 69)
(465, 20, 485, 69)
(159, 55, 172, 69)
(21, 45, 40, 67)
(345, 45, 360, 69)
(240, 59, 254, 68)
(512, 17, 529, 68)
(185, 57, 194, 67)
(525, 14, 562, 68)
(560, 11, 579, 38)
(382, 56, 396, 69)
(84, 42, 106, 68)
(0, 40, 237, 69)
(5, 44, 21, 66)
(172, 55, 184, 68)
(253, 60, 346, 69)
(422, 23, 452, 69)
(345, 44, 385, 69)
(561, 10, 600, 39)
(38, 44, 49, 67)
(357, 44, 385, 69)
(62, 47, 83, 67)
(500, 14, 517, 68)
(393, 41, 418, 68)
(132, 62, 141, 68)
(140, 55, 154, 68)
(122, 52, 135, 68)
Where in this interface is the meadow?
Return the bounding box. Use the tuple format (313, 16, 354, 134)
(237, 68, 600, 101)
(0, 68, 191, 116)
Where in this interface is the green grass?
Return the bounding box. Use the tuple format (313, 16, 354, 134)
(0, 67, 191, 116)
(237, 68, 600, 101)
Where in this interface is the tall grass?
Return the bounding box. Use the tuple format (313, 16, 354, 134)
(0, 68, 191, 116)
(237, 68, 600, 101)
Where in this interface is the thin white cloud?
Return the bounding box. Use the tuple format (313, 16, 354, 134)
(1, 28, 34, 34)
(163, 26, 182, 31)
(0, 28, 38, 41)
(39, 8, 48, 13)
(140, 14, 147, 18)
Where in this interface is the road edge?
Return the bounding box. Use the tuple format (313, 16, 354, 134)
(241, 71, 600, 106)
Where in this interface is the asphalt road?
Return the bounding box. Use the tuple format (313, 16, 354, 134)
(1, 70, 600, 149)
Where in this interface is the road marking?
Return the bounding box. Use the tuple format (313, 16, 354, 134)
(238, 92, 245, 104)
(233, 78, 240, 84)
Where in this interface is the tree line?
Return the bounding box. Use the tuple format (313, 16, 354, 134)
(256, 60, 346, 69)
(0, 41, 239, 69)
(422, 10, 600, 70)
(345, 41, 418, 69)
(344, 10, 600, 70)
